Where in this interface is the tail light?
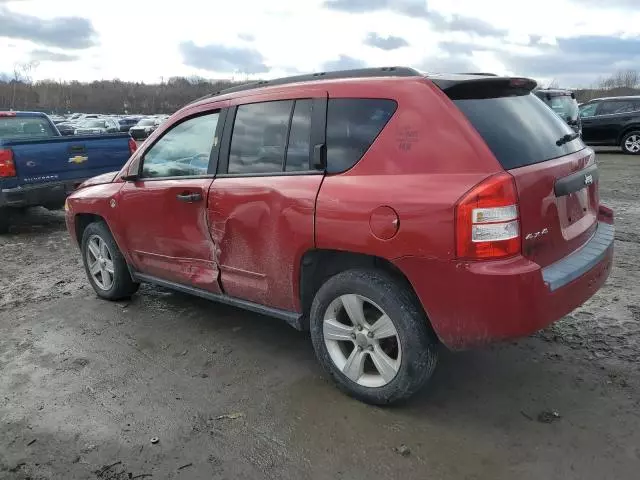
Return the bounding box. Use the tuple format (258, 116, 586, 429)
(456, 172, 520, 259)
(128, 137, 137, 155)
(0, 149, 16, 177)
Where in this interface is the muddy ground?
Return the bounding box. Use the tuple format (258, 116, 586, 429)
(0, 150, 638, 479)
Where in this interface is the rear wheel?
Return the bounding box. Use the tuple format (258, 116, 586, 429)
(309, 269, 438, 405)
(621, 131, 640, 155)
(81, 222, 139, 300)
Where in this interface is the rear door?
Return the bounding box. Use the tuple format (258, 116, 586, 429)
(589, 100, 638, 144)
(448, 81, 598, 267)
(117, 110, 223, 291)
(208, 91, 326, 311)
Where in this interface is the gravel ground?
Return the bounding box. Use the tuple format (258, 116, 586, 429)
(0, 150, 639, 479)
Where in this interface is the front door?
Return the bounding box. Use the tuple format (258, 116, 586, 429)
(117, 110, 223, 292)
(208, 93, 327, 311)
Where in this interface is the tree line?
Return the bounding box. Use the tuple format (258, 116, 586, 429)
(1, 66, 639, 115)
(0, 64, 242, 114)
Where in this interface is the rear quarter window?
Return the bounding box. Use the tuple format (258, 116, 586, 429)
(453, 94, 585, 169)
(326, 98, 397, 173)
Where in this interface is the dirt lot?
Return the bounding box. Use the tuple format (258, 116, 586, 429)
(1, 150, 639, 480)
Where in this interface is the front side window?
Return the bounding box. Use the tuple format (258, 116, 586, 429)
(228, 100, 293, 174)
(326, 98, 397, 173)
(142, 112, 219, 178)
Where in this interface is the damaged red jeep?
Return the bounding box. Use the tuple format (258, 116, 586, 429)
(65, 68, 614, 404)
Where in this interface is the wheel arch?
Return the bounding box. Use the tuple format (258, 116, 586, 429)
(298, 249, 436, 337)
(617, 125, 640, 146)
(74, 213, 106, 245)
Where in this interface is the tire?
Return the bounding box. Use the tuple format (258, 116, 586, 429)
(309, 269, 438, 405)
(81, 221, 139, 300)
(621, 131, 640, 155)
(0, 208, 9, 234)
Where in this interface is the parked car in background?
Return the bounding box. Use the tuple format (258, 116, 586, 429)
(535, 89, 581, 134)
(118, 117, 142, 132)
(0, 111, 137, 233)
(56, 121, 78, 136)
(129, 117, 161, 139)
(64, 68, 613, 405)
(74, 117, 121, 135)
(579, 96, 640, 154)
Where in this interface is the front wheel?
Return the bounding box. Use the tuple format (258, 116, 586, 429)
(621, 131, 640, 155)
(310, 269, 438, 405)
(81, 221, 139, 300)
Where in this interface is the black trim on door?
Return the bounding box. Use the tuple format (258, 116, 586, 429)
(132, 272, 304, 330)
(217, 105, 237, 174)
(207, 108, 227, 175)
(310, 96, 328, 170)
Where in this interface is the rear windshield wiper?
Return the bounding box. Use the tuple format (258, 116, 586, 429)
(556, 132, 580, 146)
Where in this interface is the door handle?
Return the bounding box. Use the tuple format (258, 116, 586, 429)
(176, 192, 202, 203)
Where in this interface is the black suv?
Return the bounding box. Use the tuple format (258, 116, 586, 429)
(579, 96, 640, 155)
(535, 89, 581, 135)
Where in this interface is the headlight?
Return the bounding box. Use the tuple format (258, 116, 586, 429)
(64, 199, 69, 211)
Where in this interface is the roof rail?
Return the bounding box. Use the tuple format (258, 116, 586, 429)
(187, 66, 423, 106)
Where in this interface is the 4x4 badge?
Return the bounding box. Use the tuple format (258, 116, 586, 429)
(585, 174, 593, 185)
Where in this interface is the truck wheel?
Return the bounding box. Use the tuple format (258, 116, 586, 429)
(621, 131, 640, 155)
(81, 221, 139, 300)
(0, 208, 9, 234)
(309, 269, 438, 405)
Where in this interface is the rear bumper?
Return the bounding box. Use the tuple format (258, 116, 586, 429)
(0, 180, 84, 209)
(394, 219, 614, 350)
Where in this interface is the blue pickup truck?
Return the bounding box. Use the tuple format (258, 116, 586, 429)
(0, 111, 136, 233)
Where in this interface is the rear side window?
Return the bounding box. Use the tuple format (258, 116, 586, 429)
(229, 100, 293, 174)
(326, 99, 397, 173)
(453, 94, 584, 170)
(598, 100, 639, 115)
(285, 100, 313, 171)
(0, 117, 56, 138)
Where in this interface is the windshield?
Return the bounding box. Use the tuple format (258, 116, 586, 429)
(547, 95, 579, 121)
(0, 117, 57, 138)
(81, 119, 106, 128)
(453, 93, 584, 169)
(137, 119, 156, 126)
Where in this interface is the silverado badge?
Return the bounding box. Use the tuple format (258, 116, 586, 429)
(68, 155, 88, 164)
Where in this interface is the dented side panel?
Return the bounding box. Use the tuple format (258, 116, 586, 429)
(207, 175, 323, 312)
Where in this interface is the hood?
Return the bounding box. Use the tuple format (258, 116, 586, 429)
(78, 171, 119, 188)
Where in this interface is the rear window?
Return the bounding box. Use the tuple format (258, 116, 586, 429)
(326, 99, 397, 173)
(0, 117, 56, 139)
(453, 94, 584, 169)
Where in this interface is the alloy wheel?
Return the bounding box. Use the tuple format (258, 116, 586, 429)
(624, 134, 640, 153)
(323, 294, 402, 388)
(86, 234, 115, 291)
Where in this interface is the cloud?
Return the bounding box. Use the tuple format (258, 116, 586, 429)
(30, 49, 79, 62)
(238, 33, 255, 42)
(573, 0, 638, 7)
(416, 55, 479, 74)
(324, 1, 506, 37)
(322, 55, 367, 71)
(0, 6, 97, 49)
(435, 14, 507, 37)
(364, 32, 409, 50)
(323, 0, 429, 18)
(503, 35, 640, 86)
(179, 41, 269, 74)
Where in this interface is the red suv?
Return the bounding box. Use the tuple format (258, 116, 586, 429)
(65, 67, 614, 404)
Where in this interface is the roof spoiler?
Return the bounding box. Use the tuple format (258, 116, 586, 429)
(433, 77, 538, 100)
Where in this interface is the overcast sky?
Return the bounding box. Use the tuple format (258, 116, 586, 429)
(1, 0, 639, 87)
